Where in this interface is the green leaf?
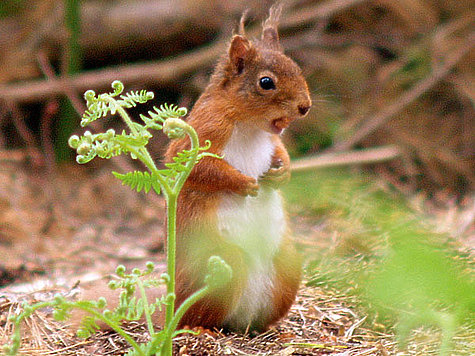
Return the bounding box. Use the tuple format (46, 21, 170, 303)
(151, 179, 161, 195)
(139, 104, 188, 130)
(77, 315, 100, 339)
(204, 256, 232, 290)
(173, 329, 199, 337)
(118, 90, 154, 108)
(112, 171, 161, 195)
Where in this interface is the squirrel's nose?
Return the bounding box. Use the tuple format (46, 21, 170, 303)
(298, 104, 310, 116)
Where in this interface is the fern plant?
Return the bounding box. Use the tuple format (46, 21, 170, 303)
(4, 81, 232, 356)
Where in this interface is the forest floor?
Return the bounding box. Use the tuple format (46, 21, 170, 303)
(0, 157, 473, 355)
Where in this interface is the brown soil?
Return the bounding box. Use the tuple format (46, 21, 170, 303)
(0, 157, 399, 355)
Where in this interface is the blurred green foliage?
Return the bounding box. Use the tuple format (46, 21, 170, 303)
(393, 43, 432, 91)
(0, 0, 26, 18)
(55, 0, 82, 161)
(284, 169, 475, 355)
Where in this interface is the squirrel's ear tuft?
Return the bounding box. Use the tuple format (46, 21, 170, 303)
(262, 3, 283, 52)
(238, 9, 249, 36)
(229, 35, 253, 75)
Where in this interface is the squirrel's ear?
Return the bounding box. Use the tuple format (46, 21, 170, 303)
(261, 4, 283, 52)
(229, 35, 253, 75)
(262, 28, 282, 51)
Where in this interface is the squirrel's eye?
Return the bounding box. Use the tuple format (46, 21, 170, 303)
(259, 76, 276, 90)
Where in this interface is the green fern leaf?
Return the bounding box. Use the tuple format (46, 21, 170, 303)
(118, 90, 154, 108)
(81, 100, 115, 126)
(136, 177, 144, 192)
(150, 179, 161, 195)
(139, 104, 187, 130)
(77, 315, 100, 339)
(164, 162, 187, 172)
(112, 171, 161, 195)
(173, 329, 199, 338)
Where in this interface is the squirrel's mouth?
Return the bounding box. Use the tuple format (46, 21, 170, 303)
(271, 117, 293, 134)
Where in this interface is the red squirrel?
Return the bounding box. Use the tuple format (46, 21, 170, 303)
(72, 5, 311, 334)
(166, 5, 311, 332)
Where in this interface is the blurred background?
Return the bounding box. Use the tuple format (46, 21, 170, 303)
(0, 0, 473, 355)
(0, 0, 473, 198)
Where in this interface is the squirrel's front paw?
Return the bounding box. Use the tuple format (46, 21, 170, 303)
(259, 165, 290, 188)
(240, 178, 259, 197)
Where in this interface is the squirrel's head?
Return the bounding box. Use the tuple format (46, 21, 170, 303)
(212, 4, 312, 134)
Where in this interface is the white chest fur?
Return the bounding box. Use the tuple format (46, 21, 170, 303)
(218, 123, 286, 329)
(221, 122, 274, 180)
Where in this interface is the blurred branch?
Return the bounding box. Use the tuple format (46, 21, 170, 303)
(0, 0, 367, 104)
(333, 31, 475, 151)
(291, 145, 401, 171)
(36, 51, 85, 115)
(36, 50, 139, 178)
(39, 100, 59, 173)
(0, 149, 30, 162)
(5, 102, 43, 166)
(0, 39, 225, 103)
(283, 0, 368, 27)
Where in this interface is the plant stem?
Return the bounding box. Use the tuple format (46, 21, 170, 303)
(113, 102, 172, 197)
(173, 123, 200, 193)
(113, 101, 140, 136)
(75, 305, 145, 356)
(10, 300, 146, 356)
(136, 278, 156, 337)
(165, 194, 177, 325)
(162, 193, 177, 356)
(65, 0, 81, 75)
(149, 286, 209, 355)
(161, 120, 201, 356)
(167, 286, 209, 338)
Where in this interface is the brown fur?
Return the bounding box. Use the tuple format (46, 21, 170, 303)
(71, 5, 311, 334)
(166, 4, 311, 332)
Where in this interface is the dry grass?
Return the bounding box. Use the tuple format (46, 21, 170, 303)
(0, 143, 474, 355)
(3, 281, 472, 355)
(0, 285, 395, 356)
(0, 159, 395, 356)
(1, 1, 474, 348)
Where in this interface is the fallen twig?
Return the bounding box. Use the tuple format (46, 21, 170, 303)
(36, 50, 85, 116)
(0, 41, 225, 103)
(283, 0, 368, 27)
(4, 102, 44, 166)
(0, 0, 368, 104)
(332, 32, 475, 151)
(0, 149, 29, 162)
(291, 145, 401, 172)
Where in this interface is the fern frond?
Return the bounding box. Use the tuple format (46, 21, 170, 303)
(72, 130, 135, 164)
(81, 100, 115, 127)
(156, 144, 218, 185)
(164, 162, 188, 172)
(80, 88, 153, 127)
(125, 342, 158, 356)
(118, 90, 154, 108)
(76, 151, 96, 164)
(157, 169, 175, 178)
(139, 104, 187, 130)
(113, 171, 161, 195)
(110, 80, 125, 97)
(77, 315, 101, 339)
(159, 103, 187, 117)
(197, 151, 222, 160)
(113, 132, 151, 150)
